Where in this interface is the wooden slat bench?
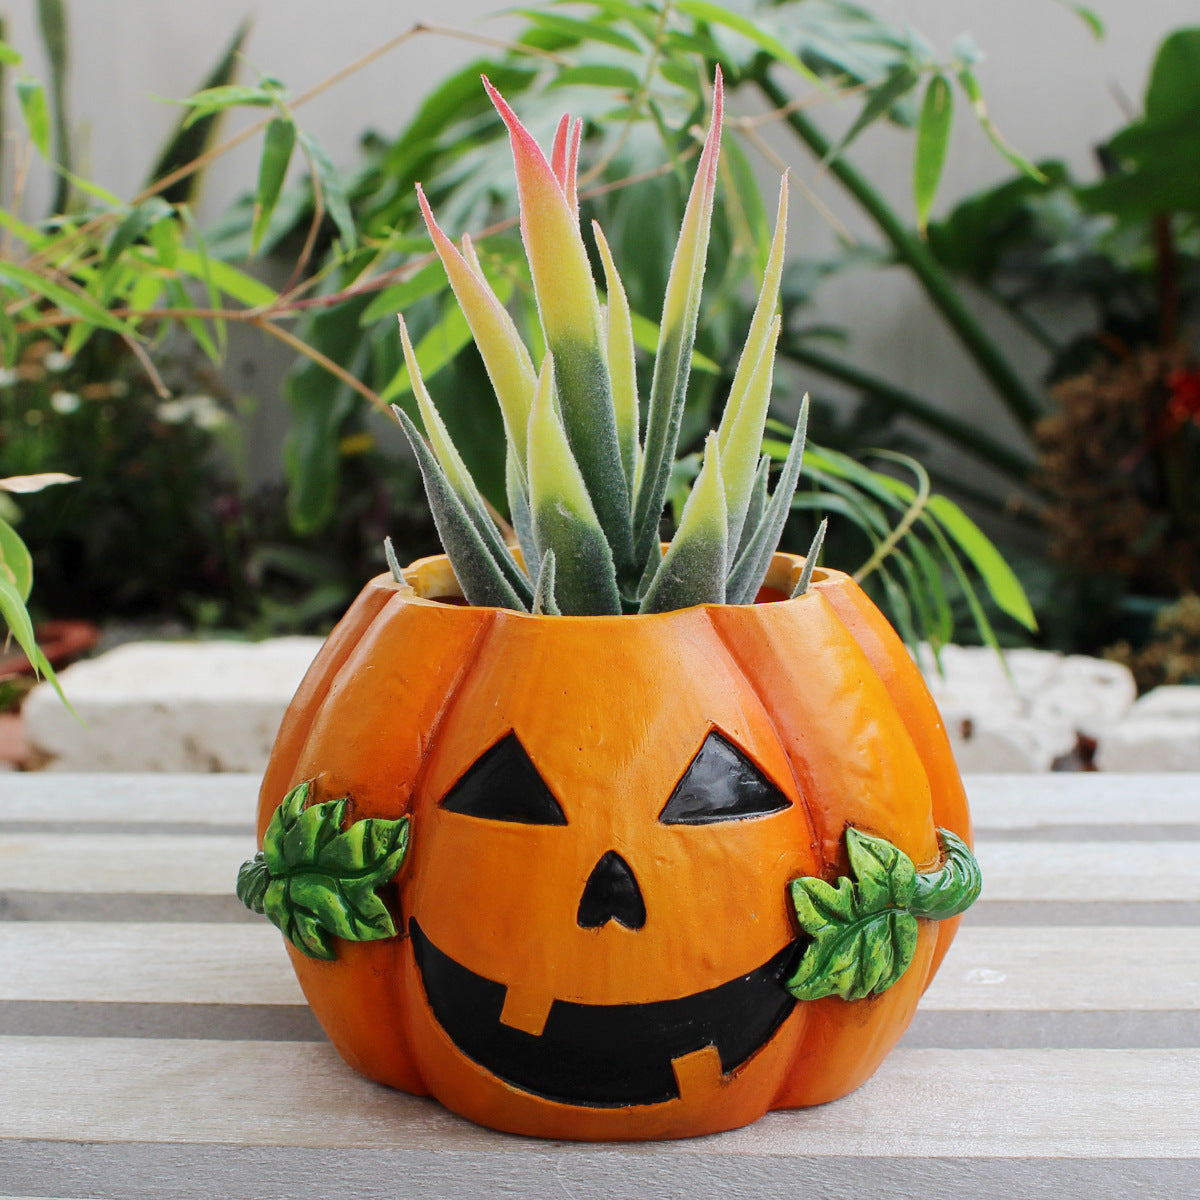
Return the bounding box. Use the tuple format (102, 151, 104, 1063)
(2, 773, 1197, 1198)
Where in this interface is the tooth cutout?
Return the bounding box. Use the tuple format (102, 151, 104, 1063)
(499, 984, 556, 1037)
(672, 1045, 724, 1099)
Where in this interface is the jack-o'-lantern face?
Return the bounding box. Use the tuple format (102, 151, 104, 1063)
(401, 602, 824, 1110)
(409, 727, 802, 1106)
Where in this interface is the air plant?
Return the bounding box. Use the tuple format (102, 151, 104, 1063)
(392, 70, 817, 616)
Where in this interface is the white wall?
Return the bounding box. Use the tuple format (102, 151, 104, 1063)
(3, 0, 1195, 491)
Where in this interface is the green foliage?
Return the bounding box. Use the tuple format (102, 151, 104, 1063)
(786, 827, 981, 1002)
(238, 780, 410, 961)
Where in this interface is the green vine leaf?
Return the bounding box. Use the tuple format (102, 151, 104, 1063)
(786, 826, 981, 1002)
(237, 780, 410, 961)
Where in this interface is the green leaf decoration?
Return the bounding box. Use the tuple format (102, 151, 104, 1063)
(786, 826, 982, 1002)
(237, 780, 411, 962)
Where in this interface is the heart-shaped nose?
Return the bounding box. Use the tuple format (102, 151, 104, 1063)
(577, 850, 646, 930)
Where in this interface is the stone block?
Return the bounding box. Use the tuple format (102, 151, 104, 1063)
(23, 638, 323, 772)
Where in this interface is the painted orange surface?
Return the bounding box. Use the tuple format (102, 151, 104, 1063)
(256, 551, 972, 1140)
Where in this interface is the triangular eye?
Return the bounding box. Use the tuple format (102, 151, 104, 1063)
(440, 733, 567, 825)
(659, 731, 791, 825)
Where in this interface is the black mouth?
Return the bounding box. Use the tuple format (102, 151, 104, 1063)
(409, 918, 800, 1107)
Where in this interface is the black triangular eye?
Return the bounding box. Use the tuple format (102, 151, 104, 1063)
(440, 733, 567, 825)
(659, 731, 791, 825)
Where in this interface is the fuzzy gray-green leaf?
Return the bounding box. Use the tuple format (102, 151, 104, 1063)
(640, 433, 727, 614)
(527, 356, 621, 615)
(727, 395, 809, 604)
(395, 406, 529, 611)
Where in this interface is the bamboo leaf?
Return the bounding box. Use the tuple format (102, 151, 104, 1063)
(16, 77, 50, 158)
(526, 356, 621, 615)
(674, 0, 820, 85)
(252, 117, 296, 254)
(925, 494, 1037, 631)
(105, 197, 175, 269)
(173, 248, 278, 308)
(0, 516, 33, 601)
(640, 432, 727, 614)
(299, 130, 356, 250)
(827, 65, 921, 164)
(634, 70, 724, 566)
(957, 69, 1046, 182)
(914, 74, 953, 232)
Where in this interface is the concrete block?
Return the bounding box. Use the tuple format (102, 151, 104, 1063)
(23, 638, 323, 772)
(1096, 716, 1200, 772)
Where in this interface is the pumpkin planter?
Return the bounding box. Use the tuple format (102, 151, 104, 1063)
(237, 72, 982, 1140)
(242, 549, 977, 1140)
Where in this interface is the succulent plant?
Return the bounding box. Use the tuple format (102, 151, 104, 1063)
(392, 70, 814, 616)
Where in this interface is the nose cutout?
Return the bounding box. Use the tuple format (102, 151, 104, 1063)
(577, 851, 646, 930)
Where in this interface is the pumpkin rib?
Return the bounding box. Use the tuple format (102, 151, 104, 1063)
(704, 606, 823, 867)
(405, 604, 502, 811)
(816, 578, 972, 987)
(257, 577, 397, 839)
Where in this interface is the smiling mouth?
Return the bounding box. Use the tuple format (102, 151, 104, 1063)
(409, 918, 800, 1107)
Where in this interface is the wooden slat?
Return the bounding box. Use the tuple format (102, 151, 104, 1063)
(976, 842, 1200, 902)
(921, 926, 1200, 1010)
(1, 923, 1193, 1014)
(965, 773, 1200, 830)
(6, 834, 1198, 903)
(0, 774, 258, 826)
(3, 834, 247, 894)
(0, 924, 302, 1005)
(1, 1038, 1196, 1157)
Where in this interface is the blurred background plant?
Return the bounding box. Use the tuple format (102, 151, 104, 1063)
(29, 0, 1186, 668)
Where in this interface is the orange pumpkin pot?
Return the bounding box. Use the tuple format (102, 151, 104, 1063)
(254, 549, 972, 1140)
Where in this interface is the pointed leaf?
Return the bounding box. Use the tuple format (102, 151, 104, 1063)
(252, 117, 296, 254)
(506, 443, 539, 573)
(395, 405, 529, 611)
(718, 314, 781, 554)
(415, 186, 537, 459)
(485, 77, 632, 572)
(792, 517, 828, 597)
(532, 549, 561, 616)
(727, 395, 808, 604)
(592, 220, 640, 491)
(398, 318, 532, 605)
(640, 433, 727, 614)
(526, 356, 621, 615)
(914, 74, 953, 232)
(634, 70, 724, 564)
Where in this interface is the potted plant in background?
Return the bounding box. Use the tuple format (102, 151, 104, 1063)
(237, 75, 981, 1141)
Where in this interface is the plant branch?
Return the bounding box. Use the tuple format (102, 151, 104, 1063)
(779, 338, 1036, 481)
(756, 68, 1047, 431)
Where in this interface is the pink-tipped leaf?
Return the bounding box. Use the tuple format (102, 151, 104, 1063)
(484, 76, 633, 578)
(633, 68, 725, 564)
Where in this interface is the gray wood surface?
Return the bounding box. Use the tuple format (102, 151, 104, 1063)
(2, 772, 1198, 1200)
